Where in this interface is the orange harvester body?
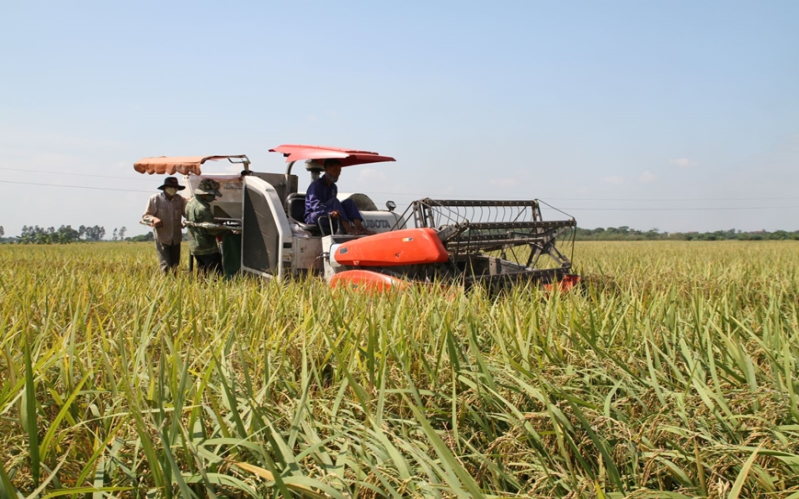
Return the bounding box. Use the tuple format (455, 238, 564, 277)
(329, 270, 410, 291)
(333, 228, 449, 267)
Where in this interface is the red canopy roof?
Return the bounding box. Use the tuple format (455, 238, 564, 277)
(269, 144, 395, 167)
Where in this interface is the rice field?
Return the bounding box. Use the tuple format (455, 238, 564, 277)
(1, 241, 797, 498)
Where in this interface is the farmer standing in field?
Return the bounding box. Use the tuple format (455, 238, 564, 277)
(304, 158, 375, 235)
(142, 177, 186, 274)
(184, 179, 224, 275)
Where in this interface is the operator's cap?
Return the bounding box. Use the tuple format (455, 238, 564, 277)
(158, 177, 185, 191)
(195, 178, 222, 197)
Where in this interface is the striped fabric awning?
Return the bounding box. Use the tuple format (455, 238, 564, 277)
(133, 155, 249, 175)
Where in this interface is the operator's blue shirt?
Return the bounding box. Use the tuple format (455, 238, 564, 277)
(304, 174, 337, 224)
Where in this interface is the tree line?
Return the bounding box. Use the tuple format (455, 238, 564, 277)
(0, 225, 154, 244)
(2, 224, 797, 244)
(575, 226, 799, 241)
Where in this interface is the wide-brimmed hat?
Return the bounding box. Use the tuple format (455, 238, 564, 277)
(195, 178, 223, 197)
(158, 177, 185, 191)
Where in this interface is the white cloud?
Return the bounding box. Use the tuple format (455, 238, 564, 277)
(601, 175, 625, 185)
(638, 171, 657, 183)
(670, 158, 698, 168)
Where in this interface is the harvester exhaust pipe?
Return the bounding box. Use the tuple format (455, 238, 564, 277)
(305, 159, 324, 182)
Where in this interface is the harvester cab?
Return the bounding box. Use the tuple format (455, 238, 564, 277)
(134, 145, 579, 291)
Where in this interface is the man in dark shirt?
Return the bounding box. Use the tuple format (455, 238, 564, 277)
(304, 159, 374, 235)
(142, 176, 186, 274)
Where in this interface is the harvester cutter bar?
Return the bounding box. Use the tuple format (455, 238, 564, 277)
(396, 197, 577, 281)
(462, 268, 567, 292)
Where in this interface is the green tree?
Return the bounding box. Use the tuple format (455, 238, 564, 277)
(83, 226, 106, 241)
(129, 232, 154, 242)
(55, 225, 80, 243)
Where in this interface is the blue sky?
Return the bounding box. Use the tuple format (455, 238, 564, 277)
(1, 1, 797, 236)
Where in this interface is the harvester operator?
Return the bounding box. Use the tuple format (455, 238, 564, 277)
(142, 176, 187, 274)
(304, 159, 374, 235)
(185, 179, 225, 275)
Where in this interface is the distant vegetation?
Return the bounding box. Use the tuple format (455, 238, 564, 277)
(576, 226, 799, 240)
(2, 224, 798, 244)
(0, 225, 154, 243)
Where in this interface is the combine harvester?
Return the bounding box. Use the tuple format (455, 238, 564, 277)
(134, 145, 579, 292)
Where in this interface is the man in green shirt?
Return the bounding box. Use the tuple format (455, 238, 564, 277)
(185, 179, 224, 275)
